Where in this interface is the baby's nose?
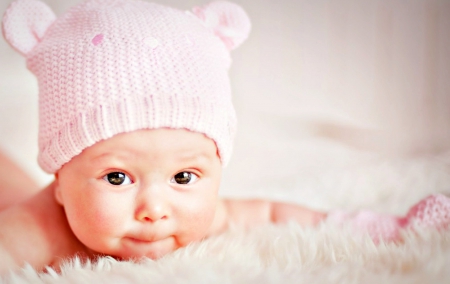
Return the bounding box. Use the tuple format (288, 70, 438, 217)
(136, 204, 168, 222)
(135, 186, 170, 222)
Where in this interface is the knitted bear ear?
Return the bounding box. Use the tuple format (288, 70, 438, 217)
(192, 1, 251, 51)
(2, 0, 56, 56)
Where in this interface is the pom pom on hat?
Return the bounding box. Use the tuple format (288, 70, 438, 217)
(2, 0, 251, 173)
(193, 1, 251, 50)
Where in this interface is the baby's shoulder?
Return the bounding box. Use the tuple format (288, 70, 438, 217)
(0, 183, 89, 273)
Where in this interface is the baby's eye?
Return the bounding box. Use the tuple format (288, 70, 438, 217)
(103, 172, 132, 186)
(170, 172, 198, 185)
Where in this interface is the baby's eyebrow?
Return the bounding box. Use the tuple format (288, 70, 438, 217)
(91, 152, 115, 161)
(176, 151, 214, 164)
(90, 151, 130, 163)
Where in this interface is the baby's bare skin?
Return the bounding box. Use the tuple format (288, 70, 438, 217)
(0, 130, 326, 274)
(0, 152, 40, 211)
(0, 183, 324, 274)
(0, 183, 92, 274)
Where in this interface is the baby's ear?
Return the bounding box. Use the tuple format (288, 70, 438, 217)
(53, 173, 64, 206)
(192, 1, 251, 51)
(2, 0, 56, 56)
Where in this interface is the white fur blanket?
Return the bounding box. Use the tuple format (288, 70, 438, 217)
(3, 224, 450, 283)
(2, 154, 450, 283)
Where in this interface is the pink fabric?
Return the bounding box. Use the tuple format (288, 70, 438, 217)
(328, 194, 450, 243)
(192, 1, 250, 50)
(327, 210, 404, 243)
(405, 194, 450, 230)
(2, 0, 251, 173)
(1, 0, 55, 55)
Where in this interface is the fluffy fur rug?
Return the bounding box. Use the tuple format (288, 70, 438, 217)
(2, 225, 450, 283)
(2, 153, 450, 283)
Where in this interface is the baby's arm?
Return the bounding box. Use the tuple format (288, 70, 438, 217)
(0, 182, 89, 274)
(0, 151, 40, 210)
(209, 198, 326, 235)
(213, 195, 450, 243)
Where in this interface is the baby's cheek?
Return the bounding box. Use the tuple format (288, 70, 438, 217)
(181, 201, 217, 241)
(90, 196, 130, 232)
(71, 192, 128, 237)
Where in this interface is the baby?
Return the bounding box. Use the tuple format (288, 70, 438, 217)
(0, 0, 449, 275)
(0, 0, 327, 273)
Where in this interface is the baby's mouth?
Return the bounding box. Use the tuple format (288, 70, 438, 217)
(123, 235, 176, 248)
(127, 237, 153, 243)
(125, 236, 164, 244)
(121, 236, 177, 259)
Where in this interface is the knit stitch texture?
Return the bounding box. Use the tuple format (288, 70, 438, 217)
(2, 0, 251, 173)
(328, 194, 450, 242)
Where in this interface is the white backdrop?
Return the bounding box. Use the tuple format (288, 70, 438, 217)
(0, 0, 449, 209)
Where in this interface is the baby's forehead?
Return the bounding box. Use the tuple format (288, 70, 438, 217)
(79, 128, 220, 163)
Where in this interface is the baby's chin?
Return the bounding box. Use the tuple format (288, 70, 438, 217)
(94, 236, 180, 260)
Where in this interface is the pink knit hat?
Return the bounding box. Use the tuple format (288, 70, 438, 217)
(2, 0, 251, 173)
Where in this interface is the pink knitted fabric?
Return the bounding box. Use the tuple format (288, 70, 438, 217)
(328, 194, 450, 243)
(2, 0, 251, 173)
(327, 210, 404, 243)
(405, 194, 450, 229)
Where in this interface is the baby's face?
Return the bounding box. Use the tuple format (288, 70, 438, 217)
(54, 128, 222, 259)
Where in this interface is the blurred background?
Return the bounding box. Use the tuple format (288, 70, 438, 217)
(0, 0, 449, 209)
